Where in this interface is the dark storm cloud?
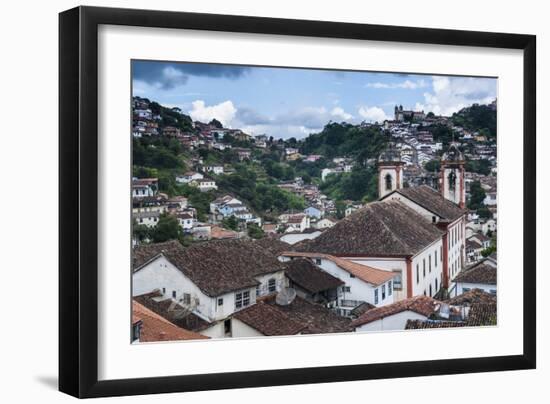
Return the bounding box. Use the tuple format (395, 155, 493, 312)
(132, 61, 251, 90)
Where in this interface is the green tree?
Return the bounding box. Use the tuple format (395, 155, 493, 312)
(149, 214, 183, 243)
(424, 159, 441, 172)
(132, 220, 151, 243)
(247, 223, 264, 239)
(209, 118, 223, 128)
(468, 180, 486, 210)
(222, 216, 239, 231)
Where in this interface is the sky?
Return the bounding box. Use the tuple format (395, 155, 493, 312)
(132, 60, 497, 139)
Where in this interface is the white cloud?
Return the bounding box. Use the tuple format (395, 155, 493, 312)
(416, 76, 497, 116)
(188, 100, 237, 127)
(187, 102, 356, 139)
(366, 79, 428, 90)
(331, 107, 353, 121)
(358, 106, 390, 123)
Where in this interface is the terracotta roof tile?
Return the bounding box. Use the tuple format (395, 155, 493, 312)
(405, 319, 467, 329)
(352, 295, 441, 327)
(446, 288, 497, 306)
(454, 260, 497, 285)
(284, 258, 344, 293)
(233, 301, 306, 335)
(132, 301, 209, 342)
(134, 291, 213, 332)
(296, 201, 444, 256)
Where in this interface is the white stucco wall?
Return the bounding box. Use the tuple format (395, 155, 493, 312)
(132, 255, 257, 321)
(383, 193, 441, 224)
(347, 257, 408, 301)
(355, 310, 428, 332)
(410, 239, 444, 298)
(448, 218, 466, 282)
(378, 167, 403, 198)
(231, 318, 265, 338)
(454, 281, 497, 297)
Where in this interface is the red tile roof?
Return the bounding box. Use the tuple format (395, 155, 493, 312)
(132, 301, 209, 342)
(351, 295, 441, 327)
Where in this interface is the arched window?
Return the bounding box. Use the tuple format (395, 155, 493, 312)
(385, 173, 393, 191)
(448, 170, 456, 191)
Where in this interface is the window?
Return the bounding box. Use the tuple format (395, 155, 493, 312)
(385, 173, 392, 191)
(224, 319, 231, 335)
(416, 264, 419, 284)
(388, 281, 393, 296)
(218, 298, 223, 306)
(435, 277, 438, 291)
(235, 290, 251, 309)
(268, 278, 277, 293)
(448, 170, 456, 191)
(432, 216, 437, 223)
(490, 289, 497, 295)
(162, 287, 166, 294)
(256, 285, 260, 296)
(392, 270, 403, 290)
(315, 258, 322, 265)
(429, 284, 432, 297)
(342, 286, 351, 293)
(183, 293, 191, 305)
(463, 287, 471, 293)
(350, 273, 355, 278)
(423, 259, 426, 277)
(132, 322, 142, 342)
(435, 250, 438, 267)
(172, 290, 177, 299)
(382, 284, 386, 300)
(440, 246, 443, 262)
(429, 255, 432, 272)
(374, 288, 379, 305)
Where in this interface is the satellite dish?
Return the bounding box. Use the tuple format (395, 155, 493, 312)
(275, 287, 296, 306)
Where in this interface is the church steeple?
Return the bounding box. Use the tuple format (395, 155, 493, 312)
(440, 143, 465, 208)
(378, 143, 404, 198)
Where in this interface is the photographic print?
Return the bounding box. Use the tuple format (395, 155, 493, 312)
(130, 60, 498, 343)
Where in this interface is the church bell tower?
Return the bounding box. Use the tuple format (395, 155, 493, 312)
(440, 143, 465, 208)
(378, 144, 404, 198)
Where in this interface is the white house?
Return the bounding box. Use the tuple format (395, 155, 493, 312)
(176, 171, 204, 184)
(133, 210, 160, 227)
(176, 212, 195, 231)
(203, 165, 224, 175)
(195, 179, 218, 192)
(279, 213, 310, 233)
(280, 252, 396, 317)
(304, 206, 323, 219)
(452, 257, 497, 297)
(313, 217, 337, 230)
(132, 178, 158, 198)
(132, 239, 288, 336)
(351, 295, 441, 332)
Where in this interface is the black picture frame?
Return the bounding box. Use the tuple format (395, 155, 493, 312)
(59, 5, 536, 398)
